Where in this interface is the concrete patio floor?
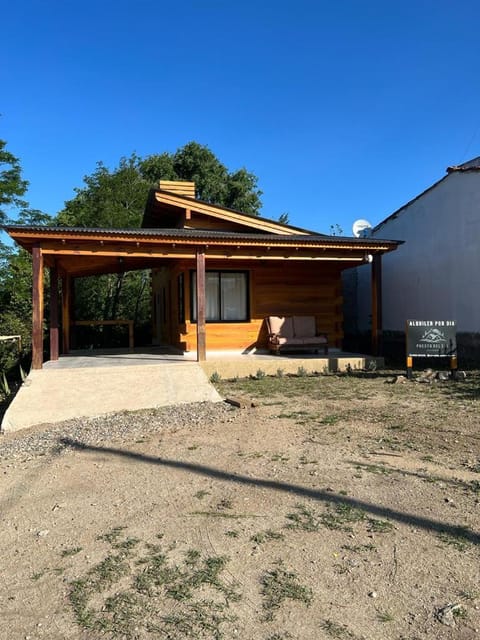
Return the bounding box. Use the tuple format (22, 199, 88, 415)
(1, 346, 382, 433)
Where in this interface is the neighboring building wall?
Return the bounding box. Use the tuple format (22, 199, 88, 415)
(357, 171, 480, 334)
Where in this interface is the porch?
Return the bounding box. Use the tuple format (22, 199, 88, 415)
(42, 345, 383, 376)
(1, 347, 382, 433)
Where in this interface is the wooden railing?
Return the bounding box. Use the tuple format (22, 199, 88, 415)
(72, 320, 134, 350)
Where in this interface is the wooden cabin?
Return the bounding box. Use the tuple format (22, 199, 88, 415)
(6, 181, 399, 368)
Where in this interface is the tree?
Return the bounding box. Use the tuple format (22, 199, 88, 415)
(57, 155, 150, 229)
(0, 139, 28, 224)
(138, 142, 262, 215)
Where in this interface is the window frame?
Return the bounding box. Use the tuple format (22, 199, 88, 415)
(190, 270, 250, 323)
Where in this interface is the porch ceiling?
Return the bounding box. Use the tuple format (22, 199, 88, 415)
(5, 225, 400, 278)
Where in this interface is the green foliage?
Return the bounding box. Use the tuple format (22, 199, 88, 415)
(57, 142, 262, 230)
(57, 154, 149, 229)
(0, 138, 28, 224)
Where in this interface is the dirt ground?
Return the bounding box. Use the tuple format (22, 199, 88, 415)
(1, 371, 479, 640)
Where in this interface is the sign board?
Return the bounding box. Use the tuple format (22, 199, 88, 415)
(406, 320, 457, 358)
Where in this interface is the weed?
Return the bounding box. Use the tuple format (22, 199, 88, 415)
(276, 368, 285, 378)
(261, 563, 312, 621)
(256, 369, 266, 379)
(210, 371, 221, 383)
(266, 633, 293, 640)
(251, 529, 285, 544)
(354, 462, 392, 475)
(217, 498, 233, 510)
(341, 544, 376, 553)
(96, 526, 127, 545)
(459, 589, 479, 601)
(31, 570, 46, 581)
(188, 444, 199, 450)
(225, 530, 239, 538)
(296, 366, 308, 377)
(320, 414, 341, 425)
(321, 618, 356, 638)
(367, 519, 394, 533)
(299, 455, 318, 465)
(194, 490, 210, 500)
(437, 529, 471, 551)
(387, 424, 406, 431)
(285, 504, 319, 532)
(320, 503, 365, 531)
(270, 453, 289, 462)
(61, 547, 82, 558)
(377, 610, 394, 622)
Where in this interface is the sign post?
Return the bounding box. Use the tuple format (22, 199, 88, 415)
(406, 320, 457, 379)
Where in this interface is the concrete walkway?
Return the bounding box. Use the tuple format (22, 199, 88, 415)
(1, 362, 222, 433)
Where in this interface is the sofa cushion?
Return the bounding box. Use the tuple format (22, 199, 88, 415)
(268, 316, 294, 338)
(293, 316, 316, 338)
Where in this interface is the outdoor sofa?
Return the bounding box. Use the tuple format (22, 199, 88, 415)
(266, 315, 328, 355)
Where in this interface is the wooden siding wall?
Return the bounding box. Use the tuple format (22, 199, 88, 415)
(152, 260, 344, 351)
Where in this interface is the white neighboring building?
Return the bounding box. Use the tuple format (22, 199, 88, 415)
(351, 157, 480, 356)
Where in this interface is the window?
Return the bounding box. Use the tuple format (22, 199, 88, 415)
(191, 271, 249, 322)
(178, 273, 185, 323)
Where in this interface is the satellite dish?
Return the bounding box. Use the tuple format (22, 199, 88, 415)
(352, 219, 373, 238)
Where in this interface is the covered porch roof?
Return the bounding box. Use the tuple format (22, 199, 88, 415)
(5, 224, 399, 278)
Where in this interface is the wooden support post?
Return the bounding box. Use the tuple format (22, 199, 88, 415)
(61, 275, 71, 354)
(371, 254, 383, 356)
(196, 247, 206, 362)
(49, 263, 59, 361)
(32, 245, 44, 369)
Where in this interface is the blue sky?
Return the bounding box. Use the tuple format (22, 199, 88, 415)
(2, 0, 480, 235)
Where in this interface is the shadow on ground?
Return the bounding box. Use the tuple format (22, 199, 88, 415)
(60, 437, 480, 546)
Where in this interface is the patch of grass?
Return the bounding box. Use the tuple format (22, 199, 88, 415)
(209, 371, 221, 383)
(217, 498, 233, 511)
(320, 503, 365, 531)
(386, 424, 406, 431)
(261, 562, 312, 621)
(191, 511, 259, 519)
(266, 633, 293, 640)
(320, 414, 341, 425)
(367, 519, 394, 533)
(194, 490, 210, 499)
(96, 526, 127, 545)
(354, 462, 392, 475)
(187, 444, 199, 450)
(61, 547, 82, 558)
(437, 529, 472, 551)
(251, 529, 285, 545)
(377, 610, 394, 622)
(270, 453, 289, 462)
(321, 619, 356, 638)
(458, 589, 479, 601)
(341, 543, 376, 553)
(69, 532, 241, 638)
(31, 570, 47, 581)
(285, 504, 320, 532)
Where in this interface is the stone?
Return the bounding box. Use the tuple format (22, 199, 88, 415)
(436, 603, 463, 627)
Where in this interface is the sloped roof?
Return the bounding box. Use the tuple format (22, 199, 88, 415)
(143, 188, 320, 236)
(374, 156, 480, 233)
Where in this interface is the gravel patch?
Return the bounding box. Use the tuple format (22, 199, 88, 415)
(0, 401, 234, 461)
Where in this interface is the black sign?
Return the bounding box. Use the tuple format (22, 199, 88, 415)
(406, 320, 456, 357)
